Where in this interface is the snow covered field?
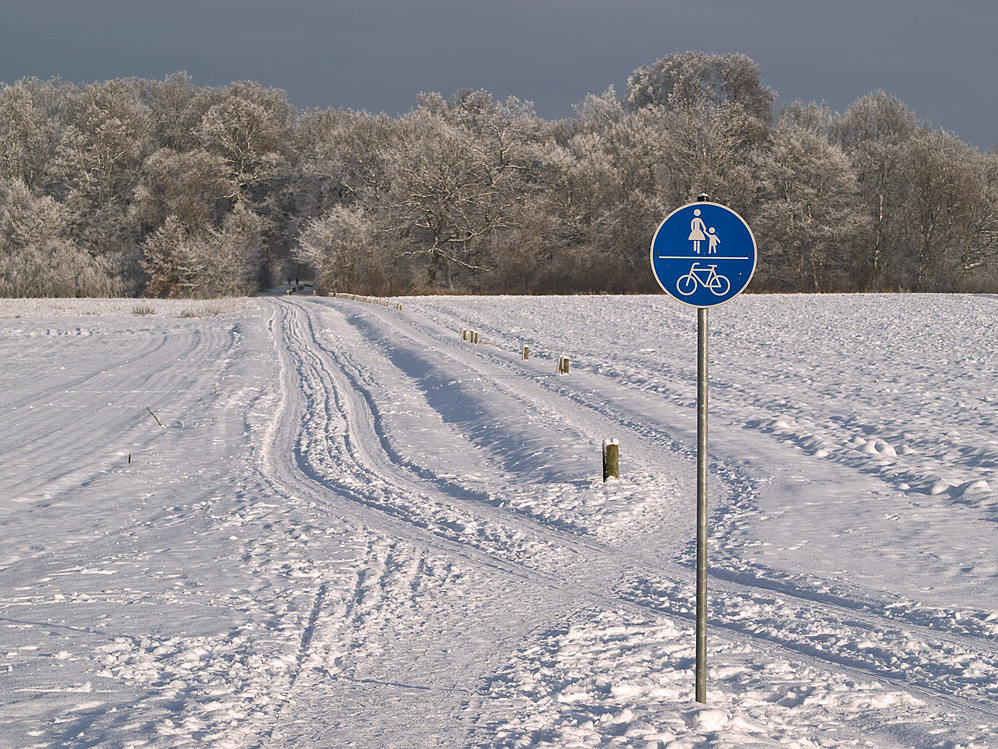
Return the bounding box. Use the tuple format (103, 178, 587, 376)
(1, 292, 996, 748)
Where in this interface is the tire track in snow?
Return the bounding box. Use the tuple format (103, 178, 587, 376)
(260, 301, 601, 746)
(273, 296, 998, 733)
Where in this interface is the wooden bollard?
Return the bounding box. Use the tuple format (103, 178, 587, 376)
(463, 329, 467, 341)
(474, 331, 479, 344)
(558, 356, 570, 374)
(523, 345, 529, 360)
(603, 439, 619, 481)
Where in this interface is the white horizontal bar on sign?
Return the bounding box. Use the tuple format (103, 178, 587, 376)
(656, 255, 750, 260)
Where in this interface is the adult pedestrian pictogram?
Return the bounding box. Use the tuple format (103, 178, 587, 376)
(689, 208, 708, 253)
(650, 201, 756, 308)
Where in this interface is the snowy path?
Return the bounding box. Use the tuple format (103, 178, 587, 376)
(1, 294, 996, 747)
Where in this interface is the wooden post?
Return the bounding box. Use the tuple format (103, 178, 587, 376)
(523, 345, 529, 360)
(602, 439, 619, 481)
(558, 356, 570, 374)
(463, 329, 467, 341)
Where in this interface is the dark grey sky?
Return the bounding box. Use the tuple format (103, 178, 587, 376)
(2, 0, 995, 149)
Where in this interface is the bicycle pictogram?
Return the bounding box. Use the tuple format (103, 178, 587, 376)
(677, 262, 731, 297)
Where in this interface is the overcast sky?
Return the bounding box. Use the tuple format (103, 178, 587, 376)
(2, 0, 995, 150)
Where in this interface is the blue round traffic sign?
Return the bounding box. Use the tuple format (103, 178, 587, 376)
(650, 202, 757, 307)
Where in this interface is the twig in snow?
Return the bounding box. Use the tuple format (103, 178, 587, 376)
(146, 406, 165, 428)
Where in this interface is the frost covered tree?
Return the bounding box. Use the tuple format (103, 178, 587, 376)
(533, 93, 666, 292)
(897, 128, 998, 291)
(383, 104, 475, 287)
(140, 215, 187, 297)
(753, 118, 868, 291)
(190, 82, 299, 286)
(0, 78, 65, 192)
(52, 80, 152, 257)
(0, 178, 117, 296)
(626, 51, 774, 123)
(383, 91, 534, 290)
(295, 205, 383, 294)
(194, 83, 293, 205)
(830, 91, 998, 291)
(626, 53, 772, 211)
(141, 205, 263, 298)
(831, 91, 918, 289)
(203, 204, 266, 296)
(139, 72, 203, 152)
(297, 108, 398, 211)
(134, 147, 233, 231)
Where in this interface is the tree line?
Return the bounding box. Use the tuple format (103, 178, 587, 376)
(1, 52, 996, 298)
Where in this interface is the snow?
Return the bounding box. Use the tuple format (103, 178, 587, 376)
(1, 292, 996, 747)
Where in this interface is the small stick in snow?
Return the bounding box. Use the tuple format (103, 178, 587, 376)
(147, 406, 165, 428)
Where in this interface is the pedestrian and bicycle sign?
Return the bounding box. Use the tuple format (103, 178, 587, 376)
(650, 201, 756, 307)
(649, 197, 757, 704)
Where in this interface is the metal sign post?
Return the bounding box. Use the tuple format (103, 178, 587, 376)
(650, 195, 756, 704)
(696, 305, 708, 703)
